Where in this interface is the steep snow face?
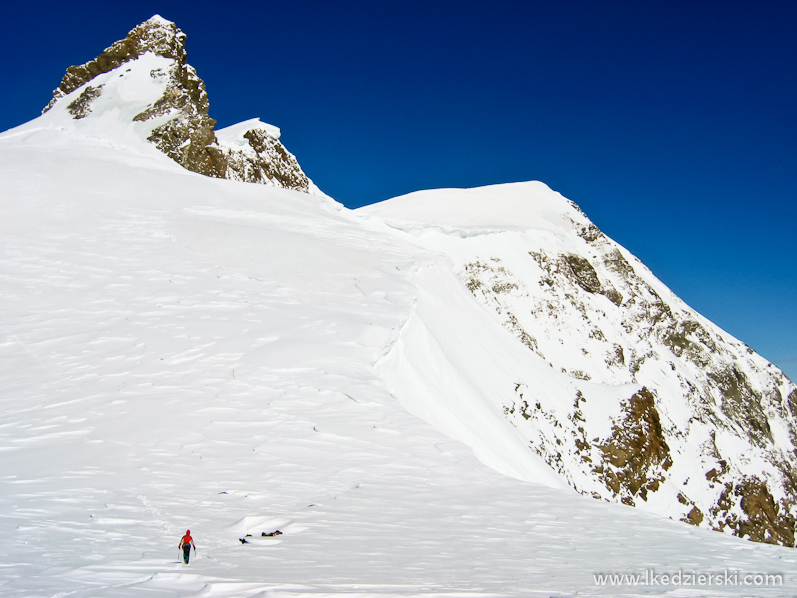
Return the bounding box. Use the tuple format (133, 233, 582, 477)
(361, 182, 797, 547)
(36, 15, 316, 193)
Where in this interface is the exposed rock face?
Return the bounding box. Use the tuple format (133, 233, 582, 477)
(43, 16, 313, 193)
(459, 199, 797, 547)
(66, 85, 104, 119)
(595, 388, 673, 505)
(221, 125, 311, 193)
(710, 477, 796, 546)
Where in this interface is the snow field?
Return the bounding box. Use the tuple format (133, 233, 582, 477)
(1, 128, 796, 596)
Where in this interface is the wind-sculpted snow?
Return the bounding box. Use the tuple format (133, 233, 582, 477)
(362, 183, 797, 547)
(2, 122, 797, 597)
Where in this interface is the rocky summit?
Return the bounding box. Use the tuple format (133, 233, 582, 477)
(43, 15, 314, 193)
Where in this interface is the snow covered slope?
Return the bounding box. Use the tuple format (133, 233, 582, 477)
(1, 118, 795, 598)
(2, 112, 795, 598)
(361, 183, 797, 546)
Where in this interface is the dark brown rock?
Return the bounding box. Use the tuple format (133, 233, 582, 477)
(711, 477, 796, 546)
(596, 388, 672, 502)
(563, 254, 602, 294)
(224, 128, 311, 192)
(66, 85, 104, 119)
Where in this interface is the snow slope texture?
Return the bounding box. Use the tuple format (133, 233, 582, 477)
(3, 119, 796, 597)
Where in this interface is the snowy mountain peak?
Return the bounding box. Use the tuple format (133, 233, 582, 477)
(216, 118, 282, 144)
(146, 14, 178, 27)
(36, 17, 317, 193)
(43, 15, 186, 114)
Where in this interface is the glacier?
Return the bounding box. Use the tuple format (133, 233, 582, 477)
(1, 14, 796, 598)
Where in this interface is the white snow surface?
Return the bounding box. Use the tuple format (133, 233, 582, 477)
(362, 182, 582, 234)
(1, 119, 796, 598)
(147, 14, 176, 27)
(216, 118, 282, 145)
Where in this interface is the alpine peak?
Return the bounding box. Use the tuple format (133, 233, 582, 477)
(43, 16, 187, 113)
(40, 17, 318, 194)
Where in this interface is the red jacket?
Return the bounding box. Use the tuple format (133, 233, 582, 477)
(179, 531, 195, 549)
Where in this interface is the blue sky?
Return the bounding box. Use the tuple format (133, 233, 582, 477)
(2, 1, 795, 380)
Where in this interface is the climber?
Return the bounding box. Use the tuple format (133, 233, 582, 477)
(179, 530, 196, 564)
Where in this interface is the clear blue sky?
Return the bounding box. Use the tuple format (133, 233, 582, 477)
(3, 1, 795, 381)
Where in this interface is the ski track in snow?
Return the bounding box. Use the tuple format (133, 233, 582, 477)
(1, 133, 797, 597)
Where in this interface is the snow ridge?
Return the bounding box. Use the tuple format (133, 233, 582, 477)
(362, 182, 797, 546)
